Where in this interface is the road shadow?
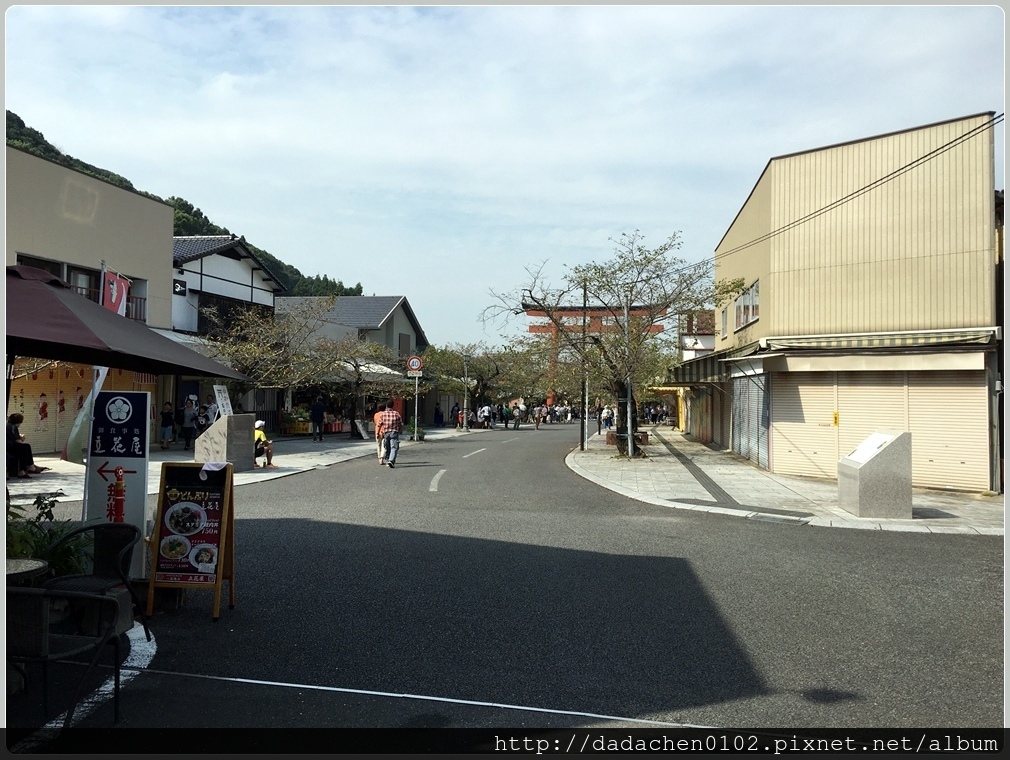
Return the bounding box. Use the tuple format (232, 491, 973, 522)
(67, 518, 770, 726)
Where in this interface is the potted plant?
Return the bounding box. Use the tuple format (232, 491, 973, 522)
(405, 419, 425, 441)
(7, 492, 88, 581)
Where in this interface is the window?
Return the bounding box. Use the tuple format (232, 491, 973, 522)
(734, 280, 760, 331)
(721, 307, 728, 338)
(16, 254, 61, 277)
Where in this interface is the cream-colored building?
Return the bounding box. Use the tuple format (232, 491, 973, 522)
(674, 113, 1002, 493)
(6, 146, 176, 453)
(6, 146, 175, 328)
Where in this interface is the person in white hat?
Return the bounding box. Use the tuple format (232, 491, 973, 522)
(254, 420, 277, 468)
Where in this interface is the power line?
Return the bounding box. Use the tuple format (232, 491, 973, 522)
(713, 112, 1004, 261)
(667, 112, 1004, 278)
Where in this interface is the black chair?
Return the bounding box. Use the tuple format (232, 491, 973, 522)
(7, 586, 122, 729)
(41, 522, 151, 641)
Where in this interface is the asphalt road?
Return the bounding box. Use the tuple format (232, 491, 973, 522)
(9, 425, 1003, 751)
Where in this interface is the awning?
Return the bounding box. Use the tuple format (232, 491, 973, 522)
(761, 328, 999, 351)
(667, 342, 762, 386)
(7, 266, 249, 383)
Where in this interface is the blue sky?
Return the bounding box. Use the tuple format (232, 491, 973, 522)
(5, 5, 1004, 346)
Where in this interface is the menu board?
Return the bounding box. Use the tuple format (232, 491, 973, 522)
(147, 463, 235, 620)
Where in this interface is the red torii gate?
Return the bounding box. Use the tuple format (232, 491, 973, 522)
(522, 305, 664, 405)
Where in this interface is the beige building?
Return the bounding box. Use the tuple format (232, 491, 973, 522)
(6, 146, 175, 328)
(673, 113, 1003, 493)
(6, 146, 176, 453)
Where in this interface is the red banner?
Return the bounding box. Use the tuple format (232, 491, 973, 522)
(102, 270, 129, 316)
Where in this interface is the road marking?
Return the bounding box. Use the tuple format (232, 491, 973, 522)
(77, 666, 708, 728)
(11, 623, 156, 752)
(499, 437, 519, 444)
(429, 469, 446, 492)
(462, 448, 486, 459)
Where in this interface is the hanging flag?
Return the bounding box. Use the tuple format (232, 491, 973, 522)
(63, 264, 131, 464)
(102, 269, 130, 316)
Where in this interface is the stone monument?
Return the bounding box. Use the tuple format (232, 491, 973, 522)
(837, 430, 912, 519)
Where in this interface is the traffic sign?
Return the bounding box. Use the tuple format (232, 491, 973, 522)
(406, 356, 423, 371)
(407, 370, 423, 378)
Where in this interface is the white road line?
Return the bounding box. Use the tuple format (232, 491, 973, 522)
(429, 469, 447, 492)
(462, 448, 486, 459)
(78, 666, 710, 728)
(11, 623, 157, 753)
(499, 437, 519, 444)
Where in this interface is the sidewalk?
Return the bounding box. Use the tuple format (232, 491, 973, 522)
(567, 426, 1004, 535)
(5, 426, 467, 510)
(7, 424, 1004, 535)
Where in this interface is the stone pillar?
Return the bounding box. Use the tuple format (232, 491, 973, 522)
(838, 430, 912, 519)
(195, 413, 256, 473)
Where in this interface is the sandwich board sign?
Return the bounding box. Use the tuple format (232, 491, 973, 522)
(147, 462, 236, 621)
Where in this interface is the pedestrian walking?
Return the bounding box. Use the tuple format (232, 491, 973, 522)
(373, 403, 386, 464)
(310, 395, 327, 442)
(159, 402, 175, 450)
(205, 394, 220, 424)
(195, 405, 211, 438)
(376, 400, 403, 468)
(180, 398, 198, 451)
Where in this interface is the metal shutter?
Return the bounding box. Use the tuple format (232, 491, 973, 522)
(732, 377, 750, 460)
(770, 372, 837, 478)
(907, 370, 990, 490)
(756, 375, 769, 468)
(836, 371, 908, 458)
(732, 375, 769, 467)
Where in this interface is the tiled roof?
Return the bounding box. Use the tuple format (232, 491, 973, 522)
(173, 235, 242, 264)
(278, 295, 429, 348)
(173, 235, 285, 292)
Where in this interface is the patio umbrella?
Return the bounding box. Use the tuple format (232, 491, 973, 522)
(6, 265, 249, 397)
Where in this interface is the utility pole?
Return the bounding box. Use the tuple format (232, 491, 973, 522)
(462, 354, 471, 433)
(581, 280, 588, 451)
(624, 292, 634, 459)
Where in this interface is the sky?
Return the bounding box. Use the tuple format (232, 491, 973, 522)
(4, 5, 1005, 347)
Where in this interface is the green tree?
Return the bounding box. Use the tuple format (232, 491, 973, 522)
(485, 230, 742, 456)
(8, 111, 366, 300)
(317, 335, 403, 437)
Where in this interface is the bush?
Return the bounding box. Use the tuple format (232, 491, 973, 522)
(7, 492, 89, 578)
(405, 418, 425, 439)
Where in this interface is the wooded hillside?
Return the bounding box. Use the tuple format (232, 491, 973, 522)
(6, 110, 362, 296)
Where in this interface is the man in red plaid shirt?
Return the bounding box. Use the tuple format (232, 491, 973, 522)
(376, 400, 404, 468)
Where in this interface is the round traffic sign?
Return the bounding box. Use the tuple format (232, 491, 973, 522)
(406, 356, 423, 371)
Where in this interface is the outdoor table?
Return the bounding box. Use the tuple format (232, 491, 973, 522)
(6, 558, 48, 585)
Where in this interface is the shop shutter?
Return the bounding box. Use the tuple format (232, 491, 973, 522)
(756, 375, 769, 468)
(836, 371, 908, 458)
(770, 372, 837, 478)
(733, 376, 769, 467)
(907, 370, 989, 490)
(732, 377, 750, 459)
(714, 382, 733, 449)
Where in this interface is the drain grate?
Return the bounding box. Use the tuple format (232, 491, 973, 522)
(747, 513, 809, 525)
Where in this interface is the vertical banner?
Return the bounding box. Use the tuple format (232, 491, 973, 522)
(213, 384, 233, 417)
(84, 390, 151, 578)
(63, 267, 131, 464)
(102, 269, 130, 317)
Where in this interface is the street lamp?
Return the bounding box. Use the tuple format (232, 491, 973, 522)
(462, 354, 471, 433)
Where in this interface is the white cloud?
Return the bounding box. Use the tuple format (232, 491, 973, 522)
(4, 5, 1003, 345)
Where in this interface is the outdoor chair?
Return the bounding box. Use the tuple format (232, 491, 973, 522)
(7, 586, 123, 730)
(41, 522, 151, 641)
